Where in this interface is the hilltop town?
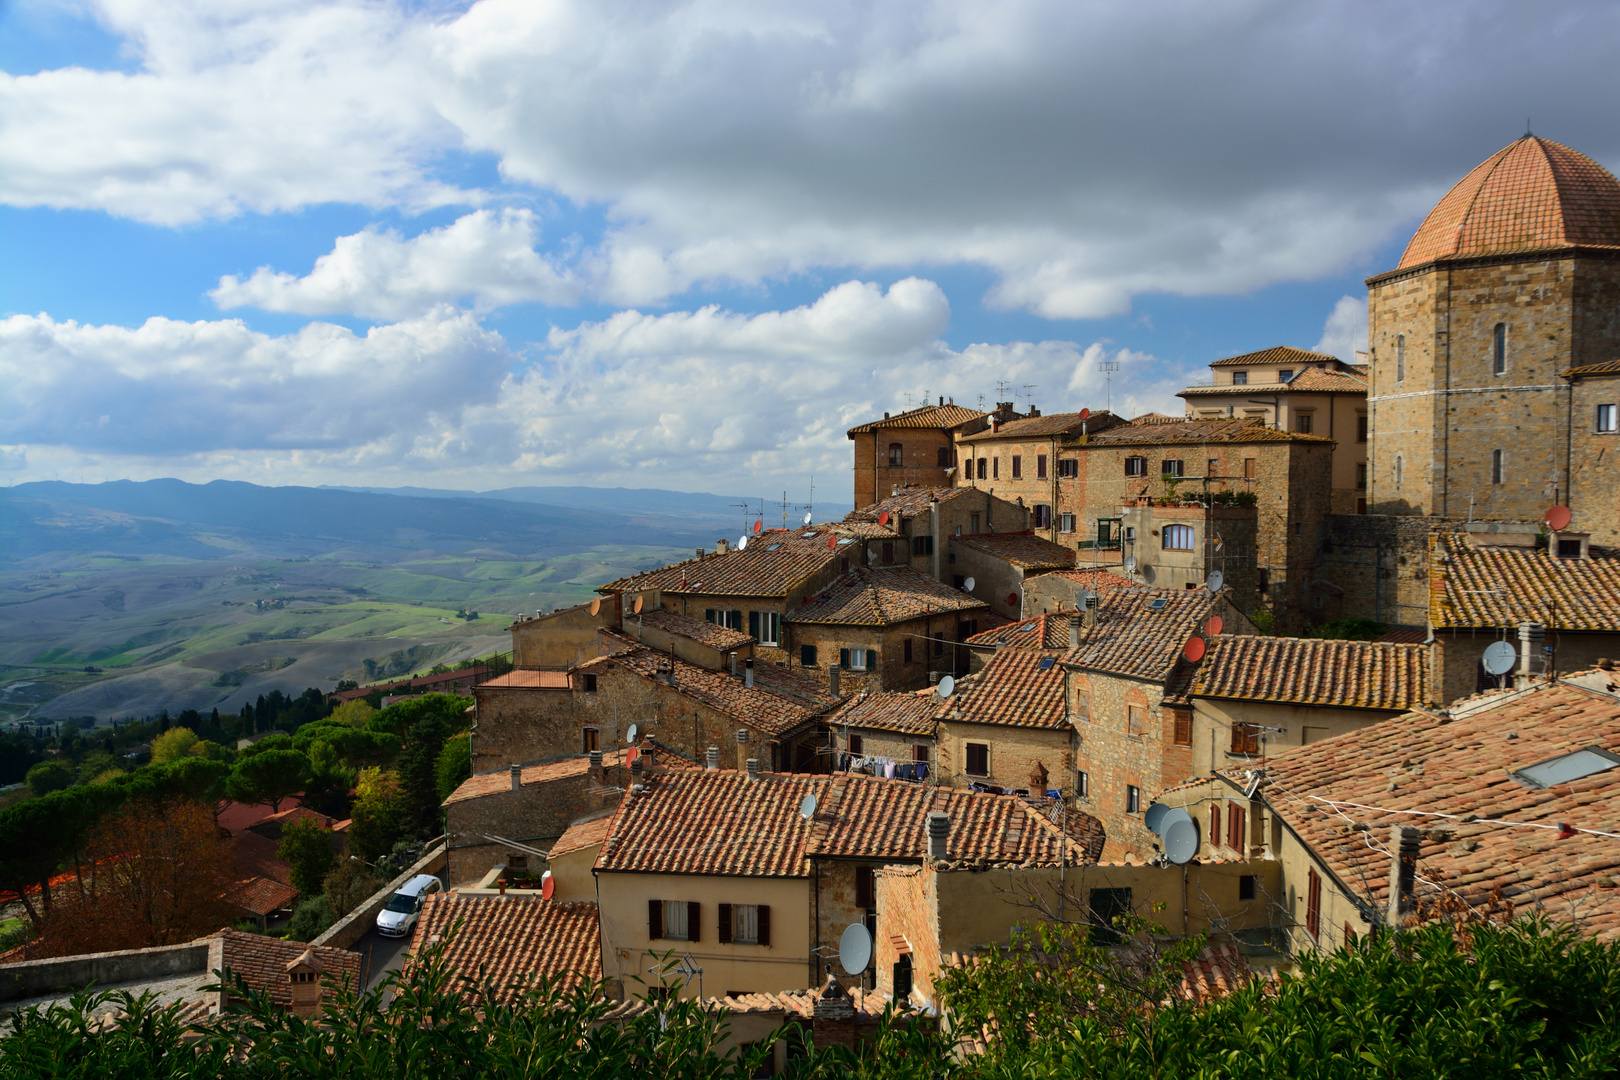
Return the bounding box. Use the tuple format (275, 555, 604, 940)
(5, 134, 1620, 1073)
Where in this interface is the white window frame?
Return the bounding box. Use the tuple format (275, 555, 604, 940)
(1058, 513, 1076, 534)
(663, 900, 690, 941)
(1126, 785, 1142, 814)
(1124, 456, 1147, 477)
(1597, 404, 1617, 433)
(758, 612, 781, 646)
(732, 904, 759, 945)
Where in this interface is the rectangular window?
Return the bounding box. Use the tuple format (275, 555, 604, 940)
(881, 541, 895, 564)
(1257, 568, 1269, 594)
(1089, 887, 1132, 946)
(1127, 705, 1146, 738)
(1172, 710, 1192, 747)
(1492, 323, 1506, 375)
(1491, 449, 1504, 485)
(848, 733, 863, 755)
(1295, 413, 1313, 434)
(1231, 371, 1248, 385)
(976, 458, 987, 480)
(753, 612, 780, 646)
(1161, 458, 1184, 478)
(1356, 414, 1368, 442)
(888, 443, 904, 467)
(1075, 770, 1089, 798)
(970, 513, 981, 534)
(1058, 458, 1079, 478)
(904, 638, 913, 663)
(800, 644, 818, 667)
(1126, 785, 1142, 814)
(1227, 804, 1246, 851)
(840, 648, 875, 671)
(582, 728, 599, 753)
(1278, 369, 1293, 383)
(1058, 513, 1076, 533)
(1239, 875, 1257, 901)
(1598, 404, 1618, 433)
(1558, 539, 1583, 559)
(1162, 523, 1195, 550)
(721, 903, 765, 945)
(1306, 868, 1322, 940)
(1125, 455, 1147, 477)
(1396, 334, 1406, 382)
(1355, 463, 1367, 490)
(992, 457, 999, 479)
(936, 445, 951, 468)
(855, 866, 876, 909)
(893, 954, 913, 1000)
(1034, 505, 1052, 529)
(1243, 457, 1257, 480)
(1011, 455, 1021, 479)
(1231, 722, 1260, 755)
(1210, 803, 1221, 845)
(911, 535, 934, 556)
(1036, 454, 1048, 479)
(912, 743, 930, 764)
(1208, 457, 1219, 476)
(582, 673, 598, 693)
(965, 742, 990, 776)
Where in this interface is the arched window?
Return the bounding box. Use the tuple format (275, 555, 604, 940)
(1393, 454, 1404, 489)
(888, 442, 903, 467)
(1491, 448, 1504, 485)
(1163, 523, 1195, 550)
(1396, 334, 1406, 382)
(1492, 323, 1507, 375)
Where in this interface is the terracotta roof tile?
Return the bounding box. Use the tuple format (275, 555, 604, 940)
(634, 608, 755, 651)
(600, 525, 868, 598)
(549, 814, 615, 859)
(825, 691, 940, 736)
(225, 875, 300, 917)
(601, 985, 888, 1019)
(1180, 368, 1368, 396)
(595, 770, 1100, 876)
(939, 649, 1068, 729)
(846, 486, 976, 521)
(445, 749, 628, 806)
(1231, 681, 1620, 938)
(965, 612, 1073, 650)
(1060, 588, 1219, 683)
(1431, 531, 1620, 630)
(214, 930, 362, 1005)
(1564, 358, 1620, 378)
(231, 833, 292, 886)
(1193, 636, 1432, 711)
(788, 567, 988, 626)
(950, 532, 1077, 570)
(407, 896, 601, 1000)
(479, 670, 571, 689)
(1049, 568, 1139, 592)
(847, 403, 987, 435)
(957, 411, 1125, 443)
(1077, 418, 1332, 447)
(1398, 137, 1620, 270)
(1208, 346, 1344, 369)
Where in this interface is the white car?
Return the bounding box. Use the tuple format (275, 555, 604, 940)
(375, 874, 442, 938)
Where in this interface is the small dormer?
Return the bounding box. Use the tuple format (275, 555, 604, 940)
(286, 949, 327, 1018)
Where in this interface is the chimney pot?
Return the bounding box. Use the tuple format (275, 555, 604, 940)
(829, 664, 840, 696)
(589, 749, 603, 769)
(745, 758, 759, 781)
(1518, 622, 1544, 677)
(729, 651, 738, 678)
(1387, 825, 1421, 925)
(1069, 614, 1082, 647)
(706, 746, 720, 770)
(938, 396, 944, 406)
(926, 811, 950, 860)
(630, 756, 644, 784)
(744, 657, 755, 688)
(717, 539, 729, 555)
(509, 764, 522, 792)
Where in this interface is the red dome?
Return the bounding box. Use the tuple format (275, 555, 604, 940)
(1397, 136, 1620, 269)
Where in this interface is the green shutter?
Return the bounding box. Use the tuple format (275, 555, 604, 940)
(749, 611, 760, 638)
(867, 649, 878, 670)
(840, 648, 850, 669)
(730, 609, 742, 630)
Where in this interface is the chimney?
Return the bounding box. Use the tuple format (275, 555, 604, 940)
(1386, 826, 1421, 926)
(1069, 614, 1082, 647)
(630, 756, 644, 786)
(509, 764, 522, 793)
(285, 951, 327, 1019)
(926, 811, 950, 860)
(706, 746, 720, 770)
(829, 664, 840, 697)
(716, 538, 729, 555)
(729, 651, 738, 678)
(1084, 593, 1099, 627)
(938, 396, 944, 406)
(745, 758, 760, 782)
(744, 657, 755, 688)
(696, 547, 705, 559)
(1518, 622, 1544, 677)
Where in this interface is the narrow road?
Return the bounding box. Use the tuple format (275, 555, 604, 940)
(351, 928, 413, 992)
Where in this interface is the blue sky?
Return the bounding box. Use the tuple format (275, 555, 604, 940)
(3, 1, 1617, 507)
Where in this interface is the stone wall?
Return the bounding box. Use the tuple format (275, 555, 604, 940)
(470, 684, 579, 774)
(1068, 671, 1185, 861)
(935, 718, 1071, 796)
(1567, 371, 1620, 547)
(1316, 514, 1435, 628)
(789, 615, 967, 692)
(852, 429, 956, 510)
(444, 762, 623, 886)
(510, 600, 616, 669)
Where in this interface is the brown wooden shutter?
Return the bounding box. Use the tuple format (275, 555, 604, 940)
(648, 898, 663, 940)
(1173, 710, 1192, 747)
(1210, 804, 1221, 847)
(1306, 869, 1322, 940)
(687, 901, 701, 943)
(757, 905, 771, 947)
(855, 866, 875, 909)
(717, 903, 733, 944)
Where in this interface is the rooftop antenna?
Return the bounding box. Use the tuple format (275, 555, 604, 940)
(730, 499, 752, 536)
(995, 380, 1011, 400)
(1022, 384, 1037, 412)
(795, 475, 816, 526)
(775, 490, 793, 530)
(1100, 358, 1120, 413)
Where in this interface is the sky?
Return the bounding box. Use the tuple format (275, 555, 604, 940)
(3, 1, 1618, 510)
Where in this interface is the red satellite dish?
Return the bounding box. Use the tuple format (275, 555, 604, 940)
(590, 597, 600, 616)
(627, 745, 640, 764)
(827, 535, 838, 550)
(540, 871, 555, 900)
(1079, 407, 1090, 421)
(754, 520, 763, 533)
(633, 596, 644, 614)
(877, 511, 890, 526)
(1545, 505, 1573, 531)
(1007, 592, 1020, 608)
(1205, 615, 1223, 637)
(1182, 636, 1207, 663)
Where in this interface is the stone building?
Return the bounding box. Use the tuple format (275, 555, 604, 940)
(1118, 501, 1261, 615)
(823, 690, 940, 776)
(1178, 346, 1370, 514)
(846, 401, 990, 510)
(469, 669, 578, 774)
(1021, 567, 1139, 616)
(1564, 359, 1620, 547)
(844, 485, 1032, 582)
(509, 597, 620, 669)
(1364, 135, 1620, 521)
(934, 649, 1072, 798)
(947, 531, 1077, 620)
(785, 566, 988, 691)
(954, 410, 1128, 543)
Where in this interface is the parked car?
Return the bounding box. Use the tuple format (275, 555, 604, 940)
(375, 874, 443, 938)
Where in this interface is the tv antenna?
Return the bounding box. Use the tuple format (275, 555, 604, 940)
(1100, 358, 1120, 412)
(730, 499, 752, 536)
(995, 380, 1011, 399)
(1022, 384, 1038, 412)
(795, 475, 816, 527)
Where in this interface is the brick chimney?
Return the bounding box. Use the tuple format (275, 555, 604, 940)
(285, 950, 326, 1019)
(716, 538, 729, 555)
(1068, 614, 1082, 647)
(744, 657, 755, 688)
(829, 664, 840, 697)
(812, 974, 857, 1049)
(1387, 826, 1421, 925)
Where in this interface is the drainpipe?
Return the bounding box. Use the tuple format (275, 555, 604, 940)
(930, 498, 941, 580)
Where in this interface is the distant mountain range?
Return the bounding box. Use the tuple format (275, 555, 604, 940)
(0, 479, 753, 565)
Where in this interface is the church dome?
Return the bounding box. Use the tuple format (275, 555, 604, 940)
(1397, 136, 1620, 269)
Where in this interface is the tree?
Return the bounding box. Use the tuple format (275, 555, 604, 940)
(286, 894, 334, 942)
(277, 818, 337, 898)
(328, 699, 376, 728)
(150, 727, 200, 763)
(25, 760, 74, 798)
(348, 767, 405, 863)
(302, 739, 357, 817)
(225, 749, 309, 813)
(434, 733, 471, 802)
(323, 860, 382, 918)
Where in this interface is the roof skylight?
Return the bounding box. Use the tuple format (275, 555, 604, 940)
(1511, 746, 1620, 789)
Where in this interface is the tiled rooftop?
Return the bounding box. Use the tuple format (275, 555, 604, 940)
(846, 403, 987, 435)
(1059, 587, 1218, 684)
(445, 749, 627, 806)
(226, 876, 300, 917)
(788, 567, 988, 626)
(213, 930, 362, 1006)
(595, 770, 1101, 877)
(408, 896, 601, 1001)
(1397, 137, 1620, 270)
(965, 611, 1074, 650)
(846, 486, 976, 521)
(957, 410, 1123, 443)
(1208, 346, 1344, 369)
(232, 832, 292, 886)
(549, 813, 616, 859)
(1193, 636, 1432, 711)
(478, 670, 572, 689)
(634, 607, 756, 650)
(1233, 680, 1620, 939)
(1076, 417, 1332, 447)
(825, 690, 940, 736)
(599, 525, 868, 598)
(1431, 531, 1620, 630)
(1565, 359, 1620, 378)
(1049, 567, 1139, 592)
(950, 531, 1077, 570)
(602, 985, 888, 1020)
(938, 649, 1068, 729)
(1180, 368, 1368, 396)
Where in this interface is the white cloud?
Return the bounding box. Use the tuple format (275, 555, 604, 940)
(8, 1, 1619, 316)
(1313, 295, 1369, 361)
(211, 209, 580, 319)
(4, 279, 1188, 499)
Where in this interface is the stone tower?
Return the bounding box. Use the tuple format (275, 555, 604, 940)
(1365, 136, 1620, 519)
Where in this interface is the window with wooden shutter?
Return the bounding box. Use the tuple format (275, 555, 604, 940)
(848, 733, 863, 755)
(1127, 704, 1146, 737)
(855, 866, 875, 909)
(1306, 868, 1322, 940)
(866, 649, 878, 670)
(1011, 455, 1021, 479)
(1036, 454, 1047, 479)
(687, 901, 701, 943)
(1230, 723, 1260, 755)
(757, 905, 771, 947)
(648, 898, 663, 940)
(904, 638, 913, 663)
(965, 742, 989, 776)
(1172, 710, 1192, 747)
(882, 541, 894, 564)
(1227, 805, 1246, 851)
(718, 903, 733, 944)
(729, 610, 743, 630)
(749, 611, 760, 639)
(1210, 804, 1221, 846)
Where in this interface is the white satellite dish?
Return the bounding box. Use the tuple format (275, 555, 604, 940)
(803, 511, 813, 525)
(738, 535, 748, 550)
(1482, 640, 1518, 676)
(1206, 570, 1224, 593)
(1157, 807, 1193, 839)
(626, 723, 638, 744)
(838, 923, 872, 974)
(1124, 556, 1138, 574)
(800, 794, 817, 820)
(1164, 818, 1199, 864)
(1143, 802, 1171, 835)
(937, 675, 956, 699)
(963, 576, 976, 592)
